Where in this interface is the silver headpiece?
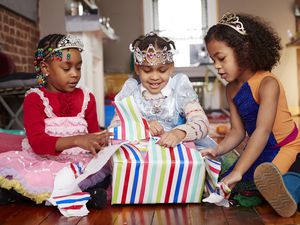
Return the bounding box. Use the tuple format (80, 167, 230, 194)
(129, 43, 175, 66)
(53, 34, 84, 52)
(218, 12, 247, 35)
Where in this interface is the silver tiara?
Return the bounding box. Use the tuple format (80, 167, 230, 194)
(53, 34, 84, 52)
(218, 12, 247, 35)
(129, 43, 174, 66)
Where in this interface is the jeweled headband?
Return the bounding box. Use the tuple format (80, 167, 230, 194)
(35, 34, 84, 62)
(129, 33, 175, 66)
(218, 12, 247, 35)
(34, 34, 84, 77)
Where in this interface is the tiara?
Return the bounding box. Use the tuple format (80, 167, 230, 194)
(129, 43, 174, 66)
(218, 12, 247, 35)
(53, 34, 84, 52)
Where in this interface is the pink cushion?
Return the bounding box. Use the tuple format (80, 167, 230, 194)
(0, 132, 24, 153)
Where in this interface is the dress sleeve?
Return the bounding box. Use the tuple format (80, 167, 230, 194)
(85, 93, 101, 132)
(175, 101, 209, 141)
(172, 74, 209, 141)
(23, 92, 59, 155)
(173, 74, 199, 110)
(114, 78, 139, 101)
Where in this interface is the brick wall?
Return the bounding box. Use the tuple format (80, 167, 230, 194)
(0, 5, 39, 72)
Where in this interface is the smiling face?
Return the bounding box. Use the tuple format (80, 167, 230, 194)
(41, 48, 82, 93)
(135, 63, 174, 95)
(206, 39, 240, 83)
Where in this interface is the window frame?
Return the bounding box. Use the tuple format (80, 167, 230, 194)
(142, 0, 217, 70)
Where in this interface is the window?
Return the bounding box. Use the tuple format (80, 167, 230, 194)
(143, 0, 217, 67)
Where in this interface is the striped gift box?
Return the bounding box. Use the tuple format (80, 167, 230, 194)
(111, 139, 206, 204)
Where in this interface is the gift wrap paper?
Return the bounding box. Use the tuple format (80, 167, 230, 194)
(112, 140, 205, 204)
(110, 96, 151, 141)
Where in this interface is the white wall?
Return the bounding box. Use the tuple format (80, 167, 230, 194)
(218, 0, 299, 114)
(96, 0, 143, 73)
(39, 0, 66, 37)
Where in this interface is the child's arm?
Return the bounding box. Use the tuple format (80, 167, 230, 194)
(148, 120, 165, 136)
(24, 91, 111, 156)
(201, 83, 247, 158)
(223, 77, 280, 187)
(55, 131, 112, 155)
(24, 93, 60, 155)
(158, 101, 209, 147)
(85, 93, 101, 133)
(176, 101, 209, 141)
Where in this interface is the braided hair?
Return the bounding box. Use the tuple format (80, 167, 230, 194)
(131, 32, 176, 52)
(33, 34, 65, 85)
(130, 32, 176, 66)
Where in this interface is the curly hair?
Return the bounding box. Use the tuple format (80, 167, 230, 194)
(204, 13, 282, 72)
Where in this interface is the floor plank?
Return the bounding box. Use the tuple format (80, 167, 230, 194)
(112, 204, 155, 225)
(152, 204, 190, 225)
(0, 203, 55, 225)
(40, 209, 82, 225)
(0, 202, 299, 225)
(188, 203, 228, 225)
(223, 206, 264, 225)
(78, 205, 132, 225)
(256, 204, 300, 225)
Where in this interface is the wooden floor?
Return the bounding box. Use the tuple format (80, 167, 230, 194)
(1, 115, 300, 224)
(0, 202, 299, 225)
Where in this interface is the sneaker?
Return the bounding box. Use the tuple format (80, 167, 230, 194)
(86, 187, 107, 209)
(254, 163, 297, 217)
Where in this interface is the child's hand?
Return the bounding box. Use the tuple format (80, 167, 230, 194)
(158, 129, 186, 147)
(200, 148, 219, 159)
(149, 120, 165, 136)
(75, 131, 113, 155)
(221, 170, 242, 190)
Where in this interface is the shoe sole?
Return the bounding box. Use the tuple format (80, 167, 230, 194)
(254, 163, 297, 217)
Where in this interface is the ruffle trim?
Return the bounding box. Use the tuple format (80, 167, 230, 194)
(23, 137, 91, 159)
(61, 147, 90, 155)
(45, 117, 88, 126)
(25, 87, 91, 119)
(45, 128, 87, 137)
(78, 87, 91, 118)
(0, 176, 51, 204)
(26, 88, 56, 118)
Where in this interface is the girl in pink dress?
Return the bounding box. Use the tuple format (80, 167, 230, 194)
(0, 34, 111, 208)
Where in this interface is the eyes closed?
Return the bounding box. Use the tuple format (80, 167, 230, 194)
(211, 55, 226, 64)
(60, 62, 82, 72)
(141, 66, 169, 73)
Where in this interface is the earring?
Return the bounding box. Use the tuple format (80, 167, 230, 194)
(36, 73, 48, 86)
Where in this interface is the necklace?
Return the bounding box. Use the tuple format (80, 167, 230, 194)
(152, 100, 163, 114)
(142, 92, 166, 114)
